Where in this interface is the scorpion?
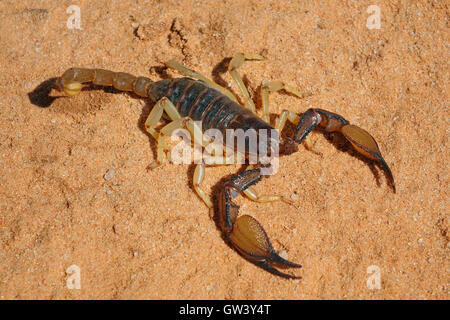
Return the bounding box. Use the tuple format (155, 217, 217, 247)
(56, 53, 395, 279)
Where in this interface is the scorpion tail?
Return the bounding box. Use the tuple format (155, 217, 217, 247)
(57, 68, 155, 98)
(219, 169, 302, 279)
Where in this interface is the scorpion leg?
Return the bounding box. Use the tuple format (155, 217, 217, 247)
(219, 168, 302, 279)
(228, 53, 265, 113)
(166, 60, 237, 102)
(261, 80, 306, 124)
(242, 187, 297, 209)
(194, 162, 291, 217)
(145, 97, 180, 139)
(275, 110, 300, 131)
(260, 80, 321, 153)
(193, 164, 214, 216)
(144, 97, 182, 167)
(194, 159, 250, 217)
(145, 97, 210, 168)
(150, 112, 218, 216)
(243, 187, 289, 203)
(149, 113, 215, 212)
(294, 108, 396, 192)
(261, 81, 320, 154)
(242, 166, 294, 205)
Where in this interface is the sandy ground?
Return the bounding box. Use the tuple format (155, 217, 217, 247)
(0, 0, 448, 299)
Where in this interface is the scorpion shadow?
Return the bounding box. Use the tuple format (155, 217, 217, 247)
(28, 77, 60, 108)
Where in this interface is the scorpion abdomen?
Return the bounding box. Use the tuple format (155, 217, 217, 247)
(151, 77, 273, 134)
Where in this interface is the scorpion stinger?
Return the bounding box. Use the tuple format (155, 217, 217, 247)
(218, 169, 302, 279)
(293, 108, 396, 193)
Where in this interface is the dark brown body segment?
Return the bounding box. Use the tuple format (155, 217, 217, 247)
(151, 77, 273, 134)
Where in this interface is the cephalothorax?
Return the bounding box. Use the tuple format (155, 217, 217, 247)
(57, 53, 395, 279)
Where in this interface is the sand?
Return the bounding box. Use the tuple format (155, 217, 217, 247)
(0, 0, 448, 299)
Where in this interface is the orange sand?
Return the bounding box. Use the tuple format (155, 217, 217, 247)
(0, 0, 448, 299)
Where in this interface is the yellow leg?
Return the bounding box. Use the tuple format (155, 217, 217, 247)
(148, 111, 215, 213)
(145, 97, 181, 139)
(239, 165, 294, 206)
(262, 80, 320, 155)
(153, 117, 213, 167)
(166, 60, 237, 102)
(262, 80, 305, 124)
(193, 142, 246, 214)
(275, 109, 300, 131)
(228, 53, 264, 113)
(153, 118, 185, 168)
(144, 97, 183, 168)
(243, 186, 295, 206)
(193, 164, 214, 217)
(243, 187, 280, 202)
(145, 96, 213, 168)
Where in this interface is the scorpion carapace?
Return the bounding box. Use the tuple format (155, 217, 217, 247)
(56, 53, 395, 279)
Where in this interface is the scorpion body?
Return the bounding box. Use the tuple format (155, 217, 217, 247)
(56, 53, 395, 279)
(152, 78, 274, 134)
(60, 69, 272, 134)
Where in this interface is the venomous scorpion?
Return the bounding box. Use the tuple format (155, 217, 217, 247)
(56, 53, 395, 279)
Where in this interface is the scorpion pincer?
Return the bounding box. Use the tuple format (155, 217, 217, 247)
(56, 53, 395, 279)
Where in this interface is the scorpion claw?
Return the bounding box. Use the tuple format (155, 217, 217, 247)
(340, 124, 396, 192)
(230, 215, 302, 279)
(219, 169, 302, 279)
(295, 108, 395, 192)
